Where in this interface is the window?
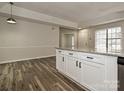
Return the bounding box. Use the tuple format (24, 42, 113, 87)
(95, 29, 107, 53)
(95, 27, 121, 53)
(108, 27, 121, 53)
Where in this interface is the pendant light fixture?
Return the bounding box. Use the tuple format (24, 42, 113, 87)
(7, 2, 16, 24)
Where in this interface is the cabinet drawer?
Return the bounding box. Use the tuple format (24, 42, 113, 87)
(66, 51, 78, 58)
(56, 49, 65, 55)
(78, 52, 106, 65)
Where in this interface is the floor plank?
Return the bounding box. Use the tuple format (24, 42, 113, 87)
(0, 57, 84, 91)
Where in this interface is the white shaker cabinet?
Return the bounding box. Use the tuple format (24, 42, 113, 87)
(56, 49, 118, 91)
(82, 60, 105, 90)
(56, 50, 66, 73)
(66, 57, 82, 83)
(66, 56, 77, 80)
(65, 51, 79, 81)
(75, 59, 82, 84)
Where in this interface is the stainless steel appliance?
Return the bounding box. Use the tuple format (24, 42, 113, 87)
(118, 57, 124, 91)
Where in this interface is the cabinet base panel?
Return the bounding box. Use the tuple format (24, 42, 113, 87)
(57, 69, 90, 91)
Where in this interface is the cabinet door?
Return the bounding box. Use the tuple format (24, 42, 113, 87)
(59, 55, 66, 73)
(56, 52, 66, 73)
(82, 60, 105, 90)
(66, 56, 77, 81)
(75, 59, 82, 84)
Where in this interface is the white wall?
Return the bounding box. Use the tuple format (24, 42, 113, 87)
(0, 16, 59, 63)
(78, 29, 90, 50)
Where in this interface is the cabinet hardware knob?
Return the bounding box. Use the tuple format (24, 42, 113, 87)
(62, 57, 64, 62)
(76, 61, 78, 67)
(79, 62, 82, 68)
(69, 53, 73, 55)
(87, 56, 94, 59)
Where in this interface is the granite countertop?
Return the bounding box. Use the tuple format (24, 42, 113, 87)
(56, 47, 124, 57)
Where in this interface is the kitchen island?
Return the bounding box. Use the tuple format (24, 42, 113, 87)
(56, 47, 119, 91)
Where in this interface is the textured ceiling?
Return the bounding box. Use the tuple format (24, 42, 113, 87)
(14, 2, 124, 24)
(1, 2, 124, 27)
(0, 2, 6, 8)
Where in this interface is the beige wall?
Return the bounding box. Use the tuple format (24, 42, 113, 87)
(78, 20, 124, 53)
(78, 29, 93, 50)
(0, 16, 59, 63)
(78, 29, 95, 51)
(59, 28, 78, 48)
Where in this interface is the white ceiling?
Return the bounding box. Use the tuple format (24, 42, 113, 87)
(0, 2, 6, 8)
(3, 2, 124, 27)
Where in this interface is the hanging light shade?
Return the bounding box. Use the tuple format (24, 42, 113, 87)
(7, 18, 16, 24)
(7, 2, 16, 24)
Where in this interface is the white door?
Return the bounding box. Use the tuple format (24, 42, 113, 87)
(82, 60, 105, 90)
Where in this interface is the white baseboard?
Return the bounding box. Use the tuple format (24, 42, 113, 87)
(0, 55, 55, 64)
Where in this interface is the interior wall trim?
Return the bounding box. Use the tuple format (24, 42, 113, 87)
(0, 46, 56, 48)
(0, 55, 55, 64)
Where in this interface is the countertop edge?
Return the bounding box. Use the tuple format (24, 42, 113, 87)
(56, 47, 124, 57)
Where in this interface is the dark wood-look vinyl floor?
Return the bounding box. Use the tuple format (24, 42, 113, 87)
(0, 57, 84, 91)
